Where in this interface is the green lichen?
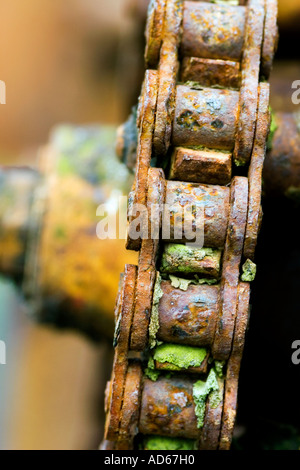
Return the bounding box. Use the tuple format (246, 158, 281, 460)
(211, 0, 239, 5)
(149, 272, 164, 349)
(267, 110, 278, 151)
(196, 276, 219, 286)
(209, 384, 223, 410)
(161, 244, 221, 275)
(185, 81, 204, 91)
(169, 275, 218, 291)
(193, 368, 220, 429)
(144, 356, 161, 382)
(214, 360, 226, 378)
(143, 436, 196, 451)
(144, 367, 161, 382)
(241, 259, 257, 282)
(153, 344, 207, 370)
(234, 158, 247, 167)
(169, 275, 194, 291)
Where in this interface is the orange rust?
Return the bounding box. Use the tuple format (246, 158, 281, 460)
(181, 57, 241, 89)
(170, 147, 232, 186)
(233, 0, 265, 165)
(212, 176, 248, 361)
(102, 0, 278, 451)
(244, 83, 271, 260)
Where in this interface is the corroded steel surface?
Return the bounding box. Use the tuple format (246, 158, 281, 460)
(181, 2, 246, 62)
(164, 180, 230, 248)
(173, 85, 240, 151)
(181, 57, 241, 90)
(103, 0, 278, 451)
(157, 282, 219, 347)
(170, 147, 232, 186)
(139, 375, 198, 439)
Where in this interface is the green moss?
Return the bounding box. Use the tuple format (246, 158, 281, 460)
(214, 360, 226, 378)
(241, 259, 257, 282)
(153, 344, 207, 370)
(234, 158, 247, 167)
(149, 272, 164, 349)
(143, 436, 196, 451)
(185, 81, 204, 91)
(193, 368, 220, 429)
(267, 110, 278, 151)
(144, 356, 161, 382)
(161, 244, 221, 274)
(196, 276, 218, 286)
(144, 368, 160, 382)
(169, 275, 218, 291)
(169, 275, 194, 291)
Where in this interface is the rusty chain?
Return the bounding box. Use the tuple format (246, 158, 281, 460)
(102, 0, 278, 451)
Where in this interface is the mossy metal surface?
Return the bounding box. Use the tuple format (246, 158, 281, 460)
(144, 356, 161, 382)
(267, 110, 278, 151)
(241, 259, 257, 282)
(169, 274, 218, 291)
(153, 343, 207, 370)
(193, 368, 220, 428)
(143, 436, 196, 450)
(214, 360, 226, 378)
(160, 243, 221, 275)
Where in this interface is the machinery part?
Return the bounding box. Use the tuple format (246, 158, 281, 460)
(1, 112, 299, 342)
(263, 112, 300, 202)
(103, 0, 278, 450)
(0, 126, 136, 341)
(117, 111, 300, 200)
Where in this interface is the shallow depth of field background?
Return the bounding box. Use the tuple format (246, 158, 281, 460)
(0, 0, 299, 450)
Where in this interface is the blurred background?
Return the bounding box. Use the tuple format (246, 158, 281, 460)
(0, 0, 300, 450)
